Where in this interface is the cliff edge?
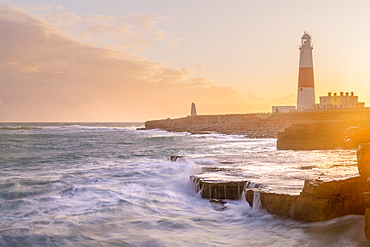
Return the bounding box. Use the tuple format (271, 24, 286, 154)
(142, 108, 370, 141)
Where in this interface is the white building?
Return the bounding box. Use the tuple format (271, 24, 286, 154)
(191, 102, 197, 116)
(272, 106, 296, 113)
(315, 92, 365, 109)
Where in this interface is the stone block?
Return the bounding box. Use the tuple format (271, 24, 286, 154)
(260, 192, 297, 217)
(191, 176, 263, 200)
(247, 177, 367, 222)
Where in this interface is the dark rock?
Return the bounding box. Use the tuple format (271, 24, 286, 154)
(209, 198, 227, 204)
(245, 190, 254, 207)
(357, 144, 370, 177)
(170, 156, 184, 162)
(366, 209, 370, 240)
(344, 126, 370, 149)
(210, 199, 228, 211)
(191, 175, 263, 200)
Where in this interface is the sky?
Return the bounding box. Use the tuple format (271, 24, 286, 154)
(1, 0, 369, 122)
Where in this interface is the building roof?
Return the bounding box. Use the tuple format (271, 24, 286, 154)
(302, 32, 311, 39)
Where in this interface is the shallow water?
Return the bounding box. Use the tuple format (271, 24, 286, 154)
(0, 123, 367, 246)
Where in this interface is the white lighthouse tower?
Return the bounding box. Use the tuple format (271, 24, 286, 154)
(297, 32, 315, 110)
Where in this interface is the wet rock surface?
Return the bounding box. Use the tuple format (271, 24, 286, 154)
(357, 144, 370, 177)
(245, 177, 367, 221)
(191, 175, 263, 200)
(190, 174, 263, 200)
(277, 123, 370, 150)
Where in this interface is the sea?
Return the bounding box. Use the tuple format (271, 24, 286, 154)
(0, 122, 368, 247)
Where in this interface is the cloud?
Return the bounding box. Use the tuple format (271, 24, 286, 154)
(0, 4, 256, 121)
(191, 62, 206, 70)
(43, 8, 165, 52)
(167, 37, 182, 47)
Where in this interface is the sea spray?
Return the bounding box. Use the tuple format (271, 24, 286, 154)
(252, 190, 262, 211)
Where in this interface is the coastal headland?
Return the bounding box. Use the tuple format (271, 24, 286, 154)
(142, 108, 370, 149)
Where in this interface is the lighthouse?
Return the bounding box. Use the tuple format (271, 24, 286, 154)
(297, 32, 315, 110)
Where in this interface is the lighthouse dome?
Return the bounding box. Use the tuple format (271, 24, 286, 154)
(302, 32, 311, 39)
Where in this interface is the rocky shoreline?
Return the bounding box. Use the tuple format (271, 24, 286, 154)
(142, 108, 370, 143)
(144, 108, 370, 239)
(184, 144, 370, 240)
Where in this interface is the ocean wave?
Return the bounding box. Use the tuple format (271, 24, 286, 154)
(41, 125, 127, 131)
(0, 126, 40, 130)
(0, 123, 144, 131)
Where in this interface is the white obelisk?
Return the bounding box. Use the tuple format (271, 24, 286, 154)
(297, 32, 315, 111)
(191, 103, 197, 116)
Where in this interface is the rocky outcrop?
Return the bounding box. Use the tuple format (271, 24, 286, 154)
(292, 178, 367, 221)
(246, 177, 367, 221)
(245, 144, 370, 239)
(277, 122, 348, 150)
(277, 122, 370, 150)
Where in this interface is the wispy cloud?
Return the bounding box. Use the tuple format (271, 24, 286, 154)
(42, 7, 165, 52)
(191, 62, 206, 70)
(167, 37, 182, 47)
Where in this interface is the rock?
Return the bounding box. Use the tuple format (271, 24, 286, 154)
(143, 109, 370, 140)
(246, 190, 297, 217)
(277, 122, 349, 150)
(366, 208, 370, 240)
(260, 192, 297, 217)
(170, 156, 184, 162)
(247, 177, 367, 222)
(344, 126, 370, 149)
(292, 177, 367, 221)
(190, 175, 263, 200)
(245, 190, 254, 207)
(357, 144, 370, 177)
(210, 199, 227, 211)
(209, 198, 227, 204)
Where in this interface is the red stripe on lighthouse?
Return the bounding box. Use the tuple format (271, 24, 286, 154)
(298, 67, 314, 87)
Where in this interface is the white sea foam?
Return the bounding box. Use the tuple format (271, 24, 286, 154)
(0, 122, 365, 246)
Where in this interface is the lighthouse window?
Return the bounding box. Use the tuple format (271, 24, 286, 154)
(302, 39, 307, 45)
